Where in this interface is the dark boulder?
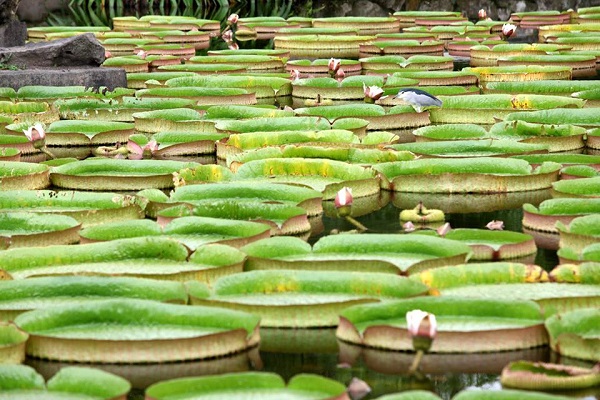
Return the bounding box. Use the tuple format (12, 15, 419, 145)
(0, 33, 105, 69)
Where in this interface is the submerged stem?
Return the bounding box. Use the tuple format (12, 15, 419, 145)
(408, 350, 424, 375)
(345, 216, 367, 231)
(41, 147, 56, 160)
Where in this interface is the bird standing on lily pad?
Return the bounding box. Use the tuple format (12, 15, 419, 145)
(395, 88, 442, 113)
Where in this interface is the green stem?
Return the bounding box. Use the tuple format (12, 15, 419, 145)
(408, 350, 424, 375)
(41, 147, 57, 160)
(345, 216, 367, 231)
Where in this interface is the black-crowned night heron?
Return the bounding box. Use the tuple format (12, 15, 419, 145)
(395, 88, 442, 113)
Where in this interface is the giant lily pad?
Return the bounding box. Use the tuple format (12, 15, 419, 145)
(505, 108, 600, 128)
(552, 176, 600, 198)
(0, 276, 188, 321)
(490, 121, 586, 152)
(157, 201, 310, 236)
(145, 372, 348, 400)
(389, 139, 548, 158)
(501, 361, 600, 391)
(452, 389, 574, 400)
(428, 94, 585, 124)
(241, 235, 471, 275)
(294, 104, 430, 130)
(274, 35, 376, 58)
(45, 120, 135, 146)
(188, 55, 286, 71)
(415, 229, 537, 260)
(0, 161, 50, 190)
(215, 116, 331, 134)
(217, 129, 360, 160)
(337, 297, 547, 352)
(79, 217, 270, 250)
(50, 159, 199, 190)
(0, 322, 28, 364)
(0, 365, 131, 399)
(411, 263, 600, 316)
(163, 181, 323, 216)
(187, 270, 428, 327)
(132, 108, 214, 133)
(234, 158, 380, 199)
(374, 158, 561, 193)
(522, 198, 600, 233)
(165, 75, 292, 98)
(0, 237, 188, 279)
(0, 190, 144, 226)
(556, 214, 600, 252)
(0, 212, 80, 248)
(465, 66, 573, 83)
(545, 307, 600, 361)
(14, 298, 260, 363)
(135, 87, 257, 106)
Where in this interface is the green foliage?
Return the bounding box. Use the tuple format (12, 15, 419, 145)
(48, 0, 295, 27)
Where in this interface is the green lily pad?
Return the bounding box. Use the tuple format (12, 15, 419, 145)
(50, 159, 199, 190)
(0, 190, 144, 226)
(242, 234, 471, 275)
(14, 298, 260, 363)
(0, 322, 28, 364)
(0, 161, 50, 191)
(145, 372, 347, 400)
(374, 158, 561, 193)
(0, 212, 80, 248)
(0, 365, 131, 399)
(234, 158, 380, 199)
(0, 276, 188, 321)
(337, 297, 546, 352)
(188, 269, 428, 327)
(79, 216, 270, 250)
(545, 307, 600, 362)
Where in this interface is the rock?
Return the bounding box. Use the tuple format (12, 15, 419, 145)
(0, 18, 27, 47)
(0, 33, 105, 69)
(0, 67, 127, 90)
(0, 0, 20, 24)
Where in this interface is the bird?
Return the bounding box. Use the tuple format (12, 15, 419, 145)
(395, 88, 443, 113)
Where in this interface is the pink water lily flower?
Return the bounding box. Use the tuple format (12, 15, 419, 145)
(363, 84, 385, 101)
(23, 123, 46, 149)
(403, 221, 416, 233)
(478, 9, 487, 20)
(228, 42, 239, 51)
(486, 220, 504, 230)
(335, 68, 345, 82)
(347, 377, 371, 400)
(328, 58, 341, 73)
(221, 29, 233, 43)
(127, 139, 158, 159)
(227, 13, 239, 25)
(406, 309, 437, 339)
(290, 69, 300, 81)
(502, 23, 517, 39)
(436, 222, 451, 237)
(335, 187, 353, 208)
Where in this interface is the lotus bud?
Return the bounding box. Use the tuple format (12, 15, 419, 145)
(227, 13, 239, 25)
(136, 49, 147, 59)
(228, 42, 239, 51)
(335, 186, 353, 217)
(486, 220, 504, 230)
(406, 309, 437, 352)
(104, 50, 112, 59)
(22, 123, 46, 149)
(478, 9, 487, 20)
(363, 84, 385, 103)
(335, 68, 345, 82)
(221, 29, 233, 43)
(502, 23, 517, 39)
(328, 57, 341, 73)
(127, 139, 158, 160)
(403, 221, 416, 232)
(290, 69, 301, 82)
(436, 222, 451, 237)
(347, 377, 371, 400)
